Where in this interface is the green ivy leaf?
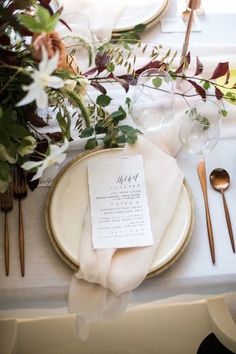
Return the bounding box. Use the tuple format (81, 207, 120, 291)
(96, 94, 112, 107)
(110, 106, 126, 123)
(85, 137, 98, 150)
(106, 62, 115, 73)
(80, 127, 94, 138)
(125, 97, 131, 110)
(103, 134, 119, 148)
(127, 135, 137, 144)
(152, 77, 162, 88)
(203, 81, 211, 90)
(133, 24, 146, 33)
(221, 109, 228, 117)
(95, 120, 107, 134)
(116, 135, 127, 144)
(119, 125, 141, 136)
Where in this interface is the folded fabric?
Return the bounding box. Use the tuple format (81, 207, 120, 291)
(61, 0, 128, 41)
(68, 135, 184, 340)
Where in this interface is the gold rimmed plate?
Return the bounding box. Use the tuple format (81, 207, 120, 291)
(45, 148, 195, 277)
(112, 0, 170, 33)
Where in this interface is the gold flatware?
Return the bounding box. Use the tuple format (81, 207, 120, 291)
(182, 2, 205, 21)
(210, 168, 235, 253)
(180, 0, 201, 65)
(0, 185, 13, 276)
(13, 167, 27, 277)
(197, 160, 215, 264)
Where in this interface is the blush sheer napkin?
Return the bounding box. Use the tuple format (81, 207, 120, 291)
(61, 0, 128, 41)
(68, 130, 184, 340)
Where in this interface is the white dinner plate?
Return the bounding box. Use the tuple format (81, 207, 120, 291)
(113, 0, 170, 33)
(45, 148, 194, 276)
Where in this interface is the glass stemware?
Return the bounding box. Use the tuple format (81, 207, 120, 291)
(179, 99, 223, 264)
(57, 12, 95, 70)
(179, 99, 222, 158)
(130, 68, 175, 133)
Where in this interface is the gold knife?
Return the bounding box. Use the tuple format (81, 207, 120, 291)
(197, 159, 215, 264)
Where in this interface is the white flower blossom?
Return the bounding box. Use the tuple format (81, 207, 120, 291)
(17, 47, 64, 109)
(65, 76, 89, 96)
(21, 139, 69, 181)
(64, 78, 77, 92)
(75, 76, 90, 97)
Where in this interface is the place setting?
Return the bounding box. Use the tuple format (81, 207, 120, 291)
(1, 0, 236, 344)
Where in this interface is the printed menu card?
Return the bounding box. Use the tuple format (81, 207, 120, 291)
(88, 155, 153, 249)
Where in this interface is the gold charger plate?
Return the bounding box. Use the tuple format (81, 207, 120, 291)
(45, 148, 195, 278)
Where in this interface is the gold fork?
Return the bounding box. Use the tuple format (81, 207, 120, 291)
(13, 167, 27, 277)
(182, 0, 204, 22)
(0, 185, 13, 276)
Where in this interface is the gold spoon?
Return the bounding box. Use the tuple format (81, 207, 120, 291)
(210, 168, 235, 253)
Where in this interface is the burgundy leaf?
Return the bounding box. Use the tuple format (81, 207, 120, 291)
(7, 1, 26, 13)
(5, 3, 17, 14)
(174, 62, 184, 74)
(46, 132, 63, 141)
(95, 52, 110, 73)
(194, 56, 203, 76)
(210, 62, 229, 80)
(187, 79, 206, 99)
(26, 173, 39, 191)
(36, 139, 49, 156)
(18, 26, 33, 37)
(185, 52, 191, 66)
(90, 81, 107, 95)
(112, 75, 129, 93)
(28, 115, 49, 128)
(225, 69, 230, 85)
(0, 48, 22, 65)
(215, 87, 224, 100)
(59, 18, 71, 31)
(39, 0, 51, 6)
(83, 67, 98, 76)
(47, 5, 54, 15)
(135, 60, 165, 75)
(0, 34, 10, 46)
(117, 74, 137, 85)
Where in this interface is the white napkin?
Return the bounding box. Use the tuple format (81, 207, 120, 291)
(68, 134, 184, 340)
(61, 0, 128, 41)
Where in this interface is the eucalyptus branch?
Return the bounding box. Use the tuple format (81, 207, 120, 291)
(172, 74, 234, 90)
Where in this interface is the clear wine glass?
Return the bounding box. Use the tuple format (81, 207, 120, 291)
(179, 99, 222, 157)
(179, 99, 223, 265)
(130, 68, 175, 132)
(57, 12, 95, 71)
